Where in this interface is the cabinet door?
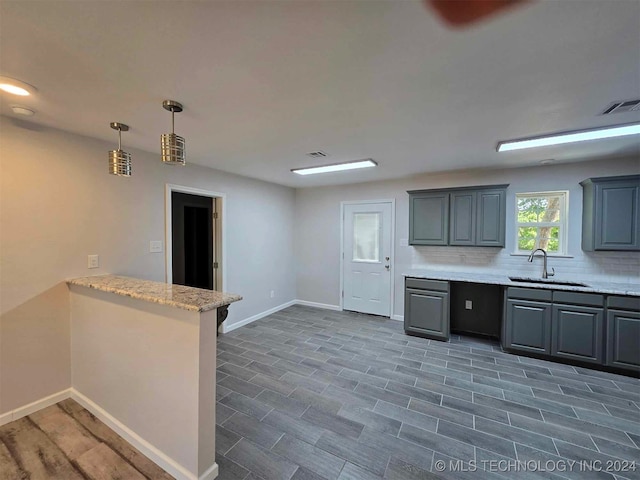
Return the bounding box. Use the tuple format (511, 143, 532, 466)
(607, 309, 640, 372)
(595, 181, 640, 250)
(409, 193, 449, 245)
(405, 288, 449, 341)
(450, 191, 476, 246)
(551, 305, 604, 364)
(476, 189, 506, 247)
(505, 299, 551, 354)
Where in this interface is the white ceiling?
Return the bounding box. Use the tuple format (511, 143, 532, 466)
(1, 0, 638, 188)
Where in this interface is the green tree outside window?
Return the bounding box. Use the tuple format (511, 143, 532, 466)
(516, 192, 567, 254)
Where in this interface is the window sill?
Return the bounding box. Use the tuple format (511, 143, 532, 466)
(510, 253, 574, 258)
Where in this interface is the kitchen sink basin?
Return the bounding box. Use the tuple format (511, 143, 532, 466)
(508, 276, 590, 288)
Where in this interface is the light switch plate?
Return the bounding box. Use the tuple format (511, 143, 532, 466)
(88, 254, 99, 269)
(150, 240, 163, 253)
(465, 300, 473, 310)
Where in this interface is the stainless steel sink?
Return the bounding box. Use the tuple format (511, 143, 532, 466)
(509, 276, 590, 288)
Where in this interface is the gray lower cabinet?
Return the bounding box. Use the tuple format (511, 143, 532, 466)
(405, 279, 449, 340)
(581, 175, 640, 251)
(551, 304, 604, 364)
(504, 299, 552, 354)
(505, 288, 638, 373)
(607, 309, 640, 372)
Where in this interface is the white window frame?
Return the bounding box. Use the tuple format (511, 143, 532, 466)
(514, 191, 569, 256)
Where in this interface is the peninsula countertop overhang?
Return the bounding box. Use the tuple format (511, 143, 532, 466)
(403, 270, 640, 297)
(67, 274, 242, 312)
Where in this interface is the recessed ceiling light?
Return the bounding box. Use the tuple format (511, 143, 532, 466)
(292, 159, 377, 176)
(11, 106, 35, 116)
(497, 123, 640, 152)
(0, 76, 36, 96)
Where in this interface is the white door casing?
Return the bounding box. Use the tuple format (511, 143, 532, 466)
(342, 201, 393, 317)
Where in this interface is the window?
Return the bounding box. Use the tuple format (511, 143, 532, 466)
(516, 191, 568, 255)
(352, 212, 381, 262)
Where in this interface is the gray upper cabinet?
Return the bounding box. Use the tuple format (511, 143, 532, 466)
(450, 191, 476, 245)
(409, 192, 449, 245)
(408, 184, 508, 247)
(581, 175, 640, 251)
(476, 189, 506, 246)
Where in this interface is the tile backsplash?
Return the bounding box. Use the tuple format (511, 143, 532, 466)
(410, 247, 640, 284)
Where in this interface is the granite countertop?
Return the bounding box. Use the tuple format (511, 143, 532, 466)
(67, 275, 243, 312)
(403, 269, 640, 297)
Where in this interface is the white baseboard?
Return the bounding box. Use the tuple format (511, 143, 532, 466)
(0, 388, 72, 426)
(199, 462, 219, 480)
(295, 299, 342, 311)
(71, 388, 201, 480)
(0, 411, 13, 427)
(392, 314, 404, 322)
(222, 299, 297, 333)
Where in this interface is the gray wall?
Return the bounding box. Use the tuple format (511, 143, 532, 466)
(0, 117, 296, 413)
(294, 157, 640, 317)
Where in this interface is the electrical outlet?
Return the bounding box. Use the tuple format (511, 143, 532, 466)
(88, 254, 99, 269)
(270, 290, 275, 298)
(150, 240, 163, 253)
(465, 300, 473, 310)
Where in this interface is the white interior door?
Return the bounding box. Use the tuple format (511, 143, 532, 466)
(343, 202, 392, 317)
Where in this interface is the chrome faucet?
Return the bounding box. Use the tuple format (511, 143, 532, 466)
(528, 248, 555, 279)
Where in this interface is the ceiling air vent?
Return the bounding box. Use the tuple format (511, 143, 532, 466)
(601, 99, 640, 115)
(306, 151, 327, 158)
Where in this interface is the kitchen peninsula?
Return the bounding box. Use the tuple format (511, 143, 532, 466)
(67, 275, 242, 480)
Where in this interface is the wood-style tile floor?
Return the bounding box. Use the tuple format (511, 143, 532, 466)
(0, 398, 173, 480)
(215, 305, 640, 480)
(3, 305, 638, 480)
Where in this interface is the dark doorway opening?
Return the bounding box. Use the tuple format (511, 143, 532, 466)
(172, 192, 213, 290)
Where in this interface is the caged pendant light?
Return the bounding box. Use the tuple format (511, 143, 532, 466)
(161, 100, 185, 165)
(108, 122, 132, 176)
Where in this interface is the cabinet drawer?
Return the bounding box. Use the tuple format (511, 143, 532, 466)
(607, 296, 640, 311)
(553, 291, 604, 307)
(507, 287, 552, 302)
(406, 278, 449, 292)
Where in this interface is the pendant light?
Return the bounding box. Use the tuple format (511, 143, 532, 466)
(108, 122, 132, 176)
(161, 100, 185, 165)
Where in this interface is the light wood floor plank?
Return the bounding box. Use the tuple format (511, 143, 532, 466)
(0, 440, 23, 480)
(0, 417, 85, 480)
(59, 398, 174, 480)
(76, 442, 147, 480)
(30, 404, 99, 460)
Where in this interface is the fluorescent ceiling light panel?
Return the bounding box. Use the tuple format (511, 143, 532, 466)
(497, 123, 640, 152)
(292, 159, 377, 175)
